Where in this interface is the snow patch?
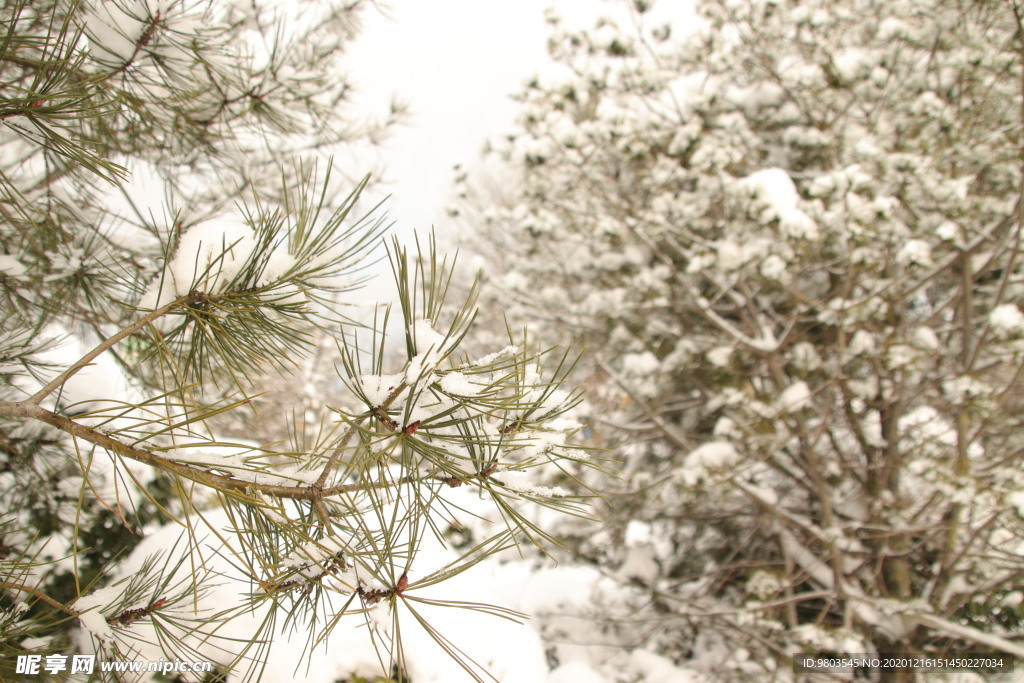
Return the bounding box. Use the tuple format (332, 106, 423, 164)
(359, 373, 405, 406)
(895, 239, 932, 267)
(83, 0, 166, 66)
(0, 254, 27, 279)
(75, 585, 123, 642)
(706, 346, 733, 367)
(405, 319, 451, 383)
(912, 326, 940, 350)
(990, 304, 1024, 337)
(776, 381, 812, 414)
(498, 470, 570, 498)
(139, 218, 295, 310)
(685, 441, 739, 471)
(470, 345, 519, 367)
(847, 330, 876, 356)
(438, 371, 478, 395)
(760, 254, 788, 280)
(739, 168, 818, 239)
(1009, 491, 1024, 517)
(622, 351, 659, 375)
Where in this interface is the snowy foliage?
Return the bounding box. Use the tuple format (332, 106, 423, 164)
(0, 1, 593, 681)
(458, 0, 1024, 677)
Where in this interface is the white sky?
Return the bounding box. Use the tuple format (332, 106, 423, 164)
(345, 0, 608, 238)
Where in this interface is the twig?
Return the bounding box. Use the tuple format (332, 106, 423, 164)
(28, 294, 192, 406)
(313, 381, 408, 489)
(910, 611, 1024, 658)
(0, 401, 425, 501)
(0, 581, 79, 616)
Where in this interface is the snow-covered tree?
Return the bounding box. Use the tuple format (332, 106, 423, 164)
(0, 1, 591, 680)
(458, 0, 1024, 678)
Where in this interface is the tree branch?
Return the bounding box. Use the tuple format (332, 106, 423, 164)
(313, 381, 409, 489)
(0, 581, 79, 617)
(910, 611, 1024, 658)
(0, 400, 431, 500)
(27, 293, 192, 406)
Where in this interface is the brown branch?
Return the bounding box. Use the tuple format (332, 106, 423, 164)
(28, 293, 192, 405)
(1, 581, 173, 629)
(2, 295, 500, 514)
(0, 581, 79, 617)
(0, 401, 429, 501)
(99, 10, 163, 81)
(312, 381, 408, 489)
(110, 597, 166, 627)
(0, 99, 45, 120)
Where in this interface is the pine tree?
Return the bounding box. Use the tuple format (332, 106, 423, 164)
(458, 0, 1024, 678)
(0, 1, 592, 680)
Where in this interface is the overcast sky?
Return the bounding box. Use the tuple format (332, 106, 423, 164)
(345, 0, 603, 238)
(345, 0, 698, 243)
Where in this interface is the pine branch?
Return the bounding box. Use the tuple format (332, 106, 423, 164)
(0, 580, 79, 617)
(0, 399, 433, 500)
(27, 293, 192, 405)
(313, 380, 409, 489)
